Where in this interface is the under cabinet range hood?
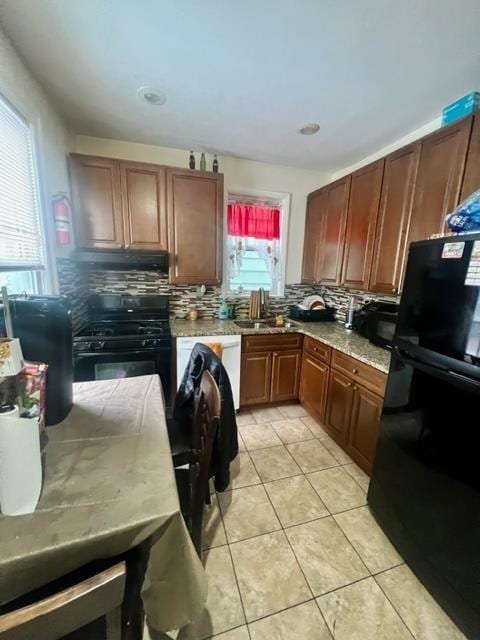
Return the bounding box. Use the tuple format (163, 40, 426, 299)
(75, 249, 169, 272)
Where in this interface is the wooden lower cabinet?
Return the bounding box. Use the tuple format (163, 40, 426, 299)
(240, 334, 303, 406)
(271, 350, 302, 402)
(324, 363, 385, 475)
(299, 353, 329, 423)
(324, 370, 355, 446)
(348, 384, 383, 474)
(240, 352, 272, 406)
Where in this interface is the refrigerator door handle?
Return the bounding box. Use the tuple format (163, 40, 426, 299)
(447, 369, 480, 390)
(396, 347, 480, 392)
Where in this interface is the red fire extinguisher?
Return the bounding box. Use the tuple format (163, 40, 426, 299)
(52, 192, 71, 245)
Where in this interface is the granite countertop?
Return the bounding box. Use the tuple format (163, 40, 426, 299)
(170, 318, 391, 373)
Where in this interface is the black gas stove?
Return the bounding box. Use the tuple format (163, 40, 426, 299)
(73, 294, 172, 403)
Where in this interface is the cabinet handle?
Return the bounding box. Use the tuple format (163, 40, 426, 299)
(346, 382, 352, 387)
(392, 287, 397, 293)
(313, 347, 318, 351)
(273, 352, 278, 357)
(353, 385, 358, 391)
(352, 368, 358, 374)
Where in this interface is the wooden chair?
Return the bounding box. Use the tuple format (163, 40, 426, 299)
(175, 371, 221, 555)
(0, 562, 126, 640)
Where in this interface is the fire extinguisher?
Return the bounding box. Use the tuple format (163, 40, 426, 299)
(52, 192, 71, 245)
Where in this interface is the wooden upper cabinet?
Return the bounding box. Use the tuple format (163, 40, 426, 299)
(461, 113, 480, 201)
(319, 176, 350, 284)
(120, 162, 167, 251)
(342, 160, 384, 289)
(70, 154, 124, 249)
(167, 169, 223, 285)
(301, 188, 326, 283)
(407, 117, 472, 246)
(369, 143, 420, 295)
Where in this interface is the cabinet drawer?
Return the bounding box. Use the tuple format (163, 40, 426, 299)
(242, 333, 303, 352)
(331, 350, 386, 396)
(303, 336, 331, 364)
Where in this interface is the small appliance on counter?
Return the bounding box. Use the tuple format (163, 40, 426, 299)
(354, 300, 399, 349)
(5, 295, 73, 426)
(74, 294, 172, 407)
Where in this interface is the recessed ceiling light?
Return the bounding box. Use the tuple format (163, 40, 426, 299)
(298, 123, 320, 135)
(137, 86, 167, 106)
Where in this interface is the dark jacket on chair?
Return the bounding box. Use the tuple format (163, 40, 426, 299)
(174, 343, 238, 491)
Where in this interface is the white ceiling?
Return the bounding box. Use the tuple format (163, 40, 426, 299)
(1, 0, 480, 171)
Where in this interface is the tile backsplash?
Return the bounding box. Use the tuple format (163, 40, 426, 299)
(57, 258, 398, 332)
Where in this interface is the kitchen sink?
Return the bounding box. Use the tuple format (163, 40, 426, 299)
(233, 319, 296, 329)
(233, 320, 269, 329)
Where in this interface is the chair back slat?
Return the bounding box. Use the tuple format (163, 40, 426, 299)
(188, 371, 221, 553)
(0, 562, 125, 640)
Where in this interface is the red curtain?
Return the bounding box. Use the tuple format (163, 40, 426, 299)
(227, 204, 280, 240)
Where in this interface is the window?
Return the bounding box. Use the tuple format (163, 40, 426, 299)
(225, 192, 289, 296)
(0, 92, 45, 293)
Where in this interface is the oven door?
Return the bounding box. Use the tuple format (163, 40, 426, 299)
(74, 348, 172, 404)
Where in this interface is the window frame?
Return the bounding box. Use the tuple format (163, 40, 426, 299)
(0, 91, 56, 294)
(223, 188, 291, 298)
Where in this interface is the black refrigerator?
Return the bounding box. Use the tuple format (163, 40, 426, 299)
(368, 234, 480, 639)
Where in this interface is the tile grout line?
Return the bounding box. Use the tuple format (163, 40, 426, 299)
(245, 451, 319, 609)
(214, 492, 253, 640)
(222, 408, 405, 637)
(372, 573, 418, 640)
(244, 444, 337, 637)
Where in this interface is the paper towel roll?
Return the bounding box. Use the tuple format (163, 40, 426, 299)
(0, 411, 42, 516)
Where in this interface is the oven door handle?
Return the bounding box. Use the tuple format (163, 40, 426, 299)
(75, 350, 158, 358)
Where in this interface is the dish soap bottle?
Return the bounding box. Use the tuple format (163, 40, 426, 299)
(218, 299, 229, 320)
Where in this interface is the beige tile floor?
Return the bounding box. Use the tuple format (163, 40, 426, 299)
(148, 403, 467, 640)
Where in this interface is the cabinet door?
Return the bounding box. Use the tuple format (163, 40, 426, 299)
(240, 352, 272, 406)
(299, 353, 329, 424)
(324, 370, 355, 446)
(120, 162, 167, 251)
(70, 155, 123, 249)
(301, 188, 326, 283)
(348, 385, 383, 475)
(369, 143, 420, 295)
(407, 117, 472, 246)
(342, 160, 384, 289)
(319, 176, 351, 284)
(271, 350, 302, 402)
(167, 169, 223, 284)
(461, 113, 480, 201)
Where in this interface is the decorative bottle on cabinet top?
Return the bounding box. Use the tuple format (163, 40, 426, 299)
(200, 152, 206, 171)
(189, 150, 195, 170)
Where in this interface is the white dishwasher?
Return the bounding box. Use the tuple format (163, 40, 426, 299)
(176, 335, 242, 410)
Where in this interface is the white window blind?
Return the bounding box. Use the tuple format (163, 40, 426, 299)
(0, 94, 44, 270)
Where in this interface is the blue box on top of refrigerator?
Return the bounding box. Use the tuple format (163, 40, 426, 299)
(368, 234, 480, 638)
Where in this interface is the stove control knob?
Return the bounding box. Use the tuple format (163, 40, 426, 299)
(93, 341, 105, 352)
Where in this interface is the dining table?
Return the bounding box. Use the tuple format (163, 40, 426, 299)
(0, 374, 207, 637)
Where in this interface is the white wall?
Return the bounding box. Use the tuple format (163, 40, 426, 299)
(332, 116, 442, 180)
(0, 26, 74, 290)
(75, 135, 330, 283)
